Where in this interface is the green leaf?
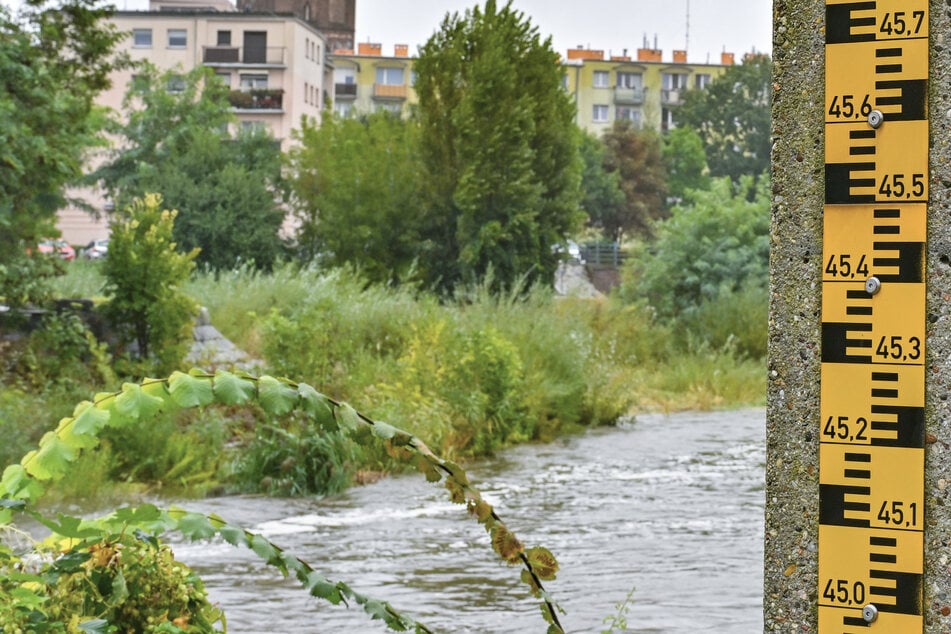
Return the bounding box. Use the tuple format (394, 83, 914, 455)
(249, 533, 281, 566)
(56, 417, 99, 451)
(526, 546, 559, 581)
(258, 376, 299, 415)
(114, 382, 165, 423)
(176, 511, 217, 541)
(219, 523, 246, 546)
(168, 371, 214, 408)
(213, 370, 257, 405)
(9, 586, 46, 608)
(71, 401, 110, 436)
(107, 570, 130, 607)
(1, 464, 43, 501)
(33, 513, 101, 540)
(299, 383, 337, 431)
(78, 619, 110, 634)
(305, 570, 343, 604)
(336, 403, 361, 433)
(371, 420, 398, 440)
(26, 433, 76, 481)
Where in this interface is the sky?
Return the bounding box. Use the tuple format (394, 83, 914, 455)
(354, 0, 773, 64)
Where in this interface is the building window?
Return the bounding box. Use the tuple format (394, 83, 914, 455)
(376, 102, 402, 115)
(239, 73, 268, 90)
(132, 28, 152, 48)
(663, 73, 687, 90)
(695, 73, 712, 89)
(313, 44, 320, 64)
(217, 30, 231, 46)
(375, 67, 405, 85)
(616, 107, 642, 127)
(335, 102, 354, 117)
(592, 104, 609, 122)
(215, 71, 231, 88)
(661, 107, 676, 132)
(616, 71, 643, 89)
(593, 70, 609, 88)
(334, 68, 355, 84)
(241, 121, 267, 133)
(167, 28, 187, 48)
(166, 75, 186, 93)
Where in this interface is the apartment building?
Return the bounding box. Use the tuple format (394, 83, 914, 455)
(328, 44, 734, 136)
(58, 0, 333, 243)
(330, 43, 416, 118)
(563, 47, 735, 134)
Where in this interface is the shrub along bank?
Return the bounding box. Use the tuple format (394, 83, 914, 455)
(4, 262, 764, 502)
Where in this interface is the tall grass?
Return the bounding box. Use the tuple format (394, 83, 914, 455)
(21, 261, 765, 497)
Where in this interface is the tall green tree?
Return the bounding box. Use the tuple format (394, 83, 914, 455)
(578, 131, 624, 236)
(678, 54, 772, 181)
(598, 121, 667, 241)
(662, 126, 710, 202)
(91, 64, 286, 270)
(288, 112, 425, 284)
(414, 0, 583, 293)
(0, 0, 124, 306)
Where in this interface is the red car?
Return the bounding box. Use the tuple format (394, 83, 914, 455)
(37, 239, 76, 261)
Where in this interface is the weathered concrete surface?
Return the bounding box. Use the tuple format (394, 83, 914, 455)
(766, 1, 951, 631)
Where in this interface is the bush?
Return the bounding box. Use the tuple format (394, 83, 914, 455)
(0, 533, 224, 632)
(619, 174, 769, 325)
(102, 194, 199, 375)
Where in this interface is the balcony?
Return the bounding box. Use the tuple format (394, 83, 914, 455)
(202, 46, 286, 67)
(373, 83, 407, 100)
(614, 86, 645, 105)
(335, 83, 357, 99)
(227, 89, 284, 111)
(661, 89, 684, 105)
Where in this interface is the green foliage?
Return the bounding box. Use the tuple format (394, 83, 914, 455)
(289, 112, 425, 282)
(597, 121, 667, 241)
(0, 0, 125, 307)
(620, 175, 770, 322)
(232, 423, 359, 496)
(662, 126, 710, 201)
(0, 532, 225, 632)
(678, 54, 772, 181)
(91, 64, 286, 271)
(578, 131, 625, 233)
(414, 0, 583, 293)
(102, 194, 198, 375)
(0, 370, 565, 632)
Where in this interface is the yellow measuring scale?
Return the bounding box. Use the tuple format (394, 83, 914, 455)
(820, 0, 928, 631)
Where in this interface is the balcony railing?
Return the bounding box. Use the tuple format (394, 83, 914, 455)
(202, 46, 286, 66)
(661, 89, 684, 105)
(227, 89, 284, 111)
(373, 83, 407, 100)
(335, 83, 357, 98)
(614, 86, 645, 105)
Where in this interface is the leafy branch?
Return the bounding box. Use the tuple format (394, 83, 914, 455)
(0, 369, 564, 632)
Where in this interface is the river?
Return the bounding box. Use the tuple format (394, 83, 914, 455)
(171, 408, 766, 633)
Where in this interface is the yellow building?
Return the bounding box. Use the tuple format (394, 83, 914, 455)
(330, 42, 416, 118)
(329, 44, 734, 135)
(563, 47, 734, 134)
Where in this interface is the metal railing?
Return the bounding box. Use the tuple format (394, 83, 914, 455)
(202, 46, 286, 65)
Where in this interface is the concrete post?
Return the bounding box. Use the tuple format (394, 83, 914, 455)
(766, 0, 951, 631)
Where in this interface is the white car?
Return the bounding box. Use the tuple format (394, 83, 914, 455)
(82, 239, 109, 260)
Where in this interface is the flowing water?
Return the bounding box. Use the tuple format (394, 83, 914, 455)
(170, 408, 766, 633)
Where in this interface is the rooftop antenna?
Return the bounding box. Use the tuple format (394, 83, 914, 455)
(685, 0, 690, 52)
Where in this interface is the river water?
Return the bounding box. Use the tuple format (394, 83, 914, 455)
(171, 408, 766, 633)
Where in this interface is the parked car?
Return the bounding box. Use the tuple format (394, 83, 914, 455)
(37, 239, 76, 261)
(81, 239, 109, 260)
